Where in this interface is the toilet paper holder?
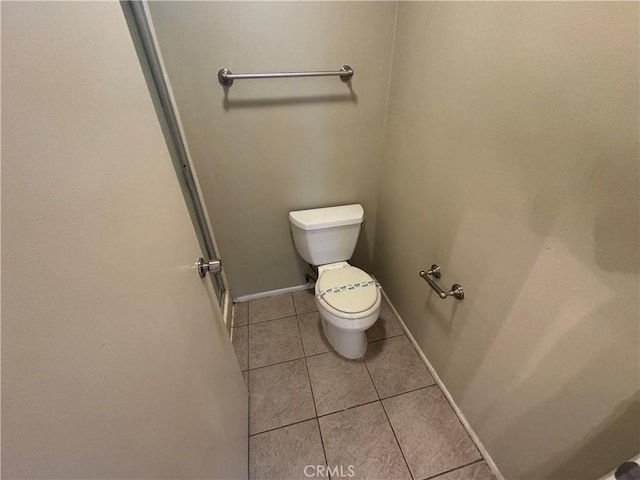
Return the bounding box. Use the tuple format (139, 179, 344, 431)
(419, 265, 464, 300)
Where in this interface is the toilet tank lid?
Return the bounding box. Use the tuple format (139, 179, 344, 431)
(289, 204, 364, 231)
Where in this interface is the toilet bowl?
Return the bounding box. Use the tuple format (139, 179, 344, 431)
(288, 203, 381, 359)
(315, 262, 381, 359)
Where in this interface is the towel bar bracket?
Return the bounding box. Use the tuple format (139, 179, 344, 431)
(218, 68, 234, 87)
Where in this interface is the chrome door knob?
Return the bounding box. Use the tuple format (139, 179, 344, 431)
(197, 258, 222, 278)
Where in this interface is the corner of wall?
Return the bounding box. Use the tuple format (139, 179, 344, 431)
(370, 1, 400, 272)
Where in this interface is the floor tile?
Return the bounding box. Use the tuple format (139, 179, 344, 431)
(250, 419, 326, 480)
(242, 370, 248, 387)
(293, 289, 318, 315)
(249, 294, 295, 324)
(319, 402, 411, 480)
(366, 298, 405, 342)
(383, 387, 481, 479)
(249, 359, 316, 435)
(231, 326, 248, 371)
(232, 301, 248, 327)
(298, 312, 331, 356)
(364, 336, 435, 398)
(249, 316, 303, 368)
(306, 351, 378, 416)
(433, 461, 494, 480)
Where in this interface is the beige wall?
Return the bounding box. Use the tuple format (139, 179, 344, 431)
(373, 3, 639, 479)
(2, 2, 247, 477)
(148, 2, 397, 298)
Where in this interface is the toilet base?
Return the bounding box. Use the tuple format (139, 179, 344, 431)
(320, 316, 368, 359)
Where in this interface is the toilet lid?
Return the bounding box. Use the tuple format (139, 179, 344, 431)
(317, 266, 378, 314)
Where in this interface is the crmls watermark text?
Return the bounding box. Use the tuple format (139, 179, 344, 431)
(304, 465, 355, 478)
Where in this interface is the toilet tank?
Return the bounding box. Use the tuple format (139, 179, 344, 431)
(289, 204, 364, 266)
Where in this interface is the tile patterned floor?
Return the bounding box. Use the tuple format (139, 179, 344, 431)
(231, 291, 494, 480)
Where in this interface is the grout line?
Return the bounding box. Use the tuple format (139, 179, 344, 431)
(378, 384, 438, 402)
(246, 323, 251, 371)
(379, 399, 415, 480)
(295, 301, 335, 480)
(247, 311, 297, 326)
(293, 293, 299, 316)
(246, 368, 250, 476)
(295, 317, 331, 476)
(367, 332, 406, 345)
(249, 416, 318, 438)
(245, 293, 296, 325)
(316, 399, 380, 420)
(245, 312, 250, 372)
(235, 285, 310, 303)
(304, 349, 332, 360)
(246, 354, 306, 372)
(302, 333, 406, 362)
(295, 317, 324, 430)
(314, 417, 329, 473)
(423, 458, 484, 480)
(240, 303, 251, 476)
(361, 358, 415, 480)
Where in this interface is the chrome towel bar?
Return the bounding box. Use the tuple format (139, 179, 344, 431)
(217, 65, 354, 87)
(419, 265, 465, 300)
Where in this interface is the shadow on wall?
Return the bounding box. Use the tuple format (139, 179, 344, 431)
(591, 155, 639, 275)
(470, 293, 639, 479)
(492, 390, 639, 480)
(223, 92, 358, 110)
(545, 395, 639, 480)
(222, 82, 358, 110)
(423, 290, 460, 337)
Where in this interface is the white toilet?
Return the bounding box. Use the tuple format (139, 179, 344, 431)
(289, 204, 381, 359)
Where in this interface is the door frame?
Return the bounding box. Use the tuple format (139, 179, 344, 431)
(125, 1, 233, 329)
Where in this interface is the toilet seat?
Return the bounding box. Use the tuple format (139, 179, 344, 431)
(317, 265, 379, 316)
(314, 263, 382, 358)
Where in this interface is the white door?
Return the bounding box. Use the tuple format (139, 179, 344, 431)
(1, 2, 247, 479)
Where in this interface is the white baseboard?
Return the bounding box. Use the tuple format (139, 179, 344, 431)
(379, 288, 505, 480)
(233, 283, 313, 303)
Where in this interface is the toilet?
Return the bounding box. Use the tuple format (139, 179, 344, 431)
(289, 204, 381, 359)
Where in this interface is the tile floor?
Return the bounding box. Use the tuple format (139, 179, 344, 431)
(231, 290, 495, 480)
